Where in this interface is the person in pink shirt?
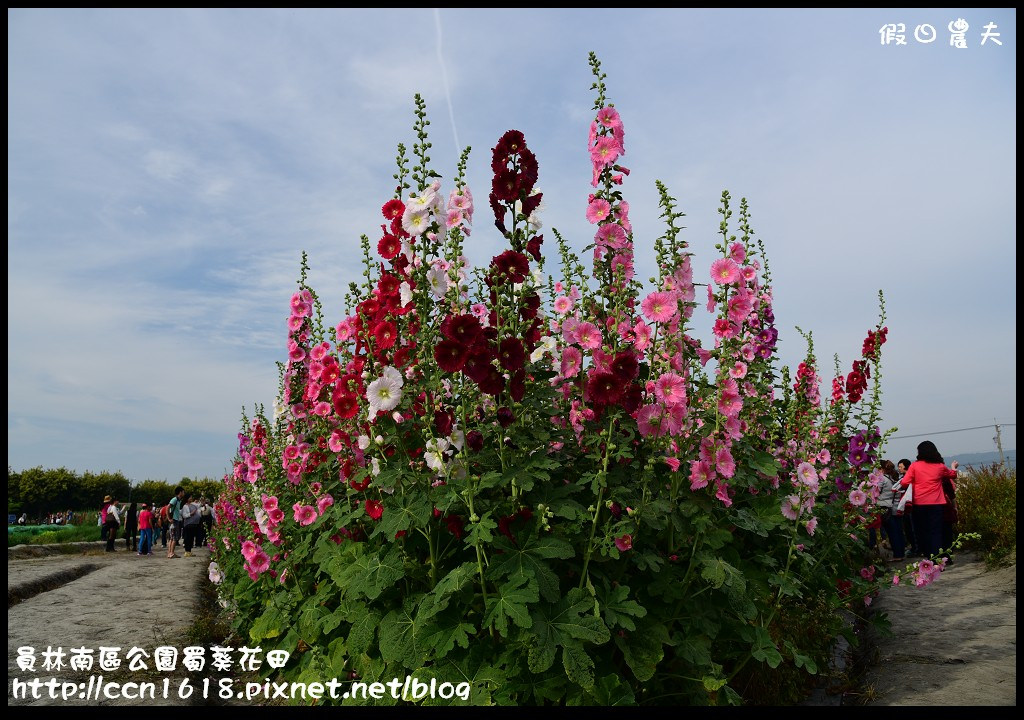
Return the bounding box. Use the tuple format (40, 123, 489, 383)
(900, 441, 959, 560)
(137, 503, 155, 556)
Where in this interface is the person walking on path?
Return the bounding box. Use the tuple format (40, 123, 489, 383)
(900, 441, 958, 560)
(896, 458, 918, 556)
(124, 501, 139, 552)
(137, 502, 155, 556)
(877, 460, 907, 562)
(166, 486, 185, 559)
(181, 494, 202, 557)
(103, 496, 121, 552)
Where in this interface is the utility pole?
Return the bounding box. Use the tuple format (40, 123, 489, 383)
(993, 421, 1006, 470)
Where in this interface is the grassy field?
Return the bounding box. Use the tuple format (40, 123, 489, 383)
(7, 523, 102, 548)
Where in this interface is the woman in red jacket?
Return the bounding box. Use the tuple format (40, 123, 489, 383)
(901, 440, 959, 560)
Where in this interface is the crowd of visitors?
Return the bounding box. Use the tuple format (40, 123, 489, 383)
(96, 488, 216, 558)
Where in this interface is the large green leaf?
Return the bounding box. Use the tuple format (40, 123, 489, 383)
(379, 596, 430, 669)
(484, 575, 538, 637)
(599, 583, 647, 632)
(488, 534, 574, 602)
(528, 588, 610, 690)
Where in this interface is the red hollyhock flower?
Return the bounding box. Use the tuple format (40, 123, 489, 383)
(509, 370, 526, 403)
(520, 291, 541, 320)
(478, 367, 506, 397)
(463, 347, 494, 384)
(444, 514, 465, 539)
(435, 340, 469, 373)
(332, 388, 359, 419)
(440, 313, 482, 344)
(377, 233, 401, 260)
(364, 499, 383, 521)
(497, 407, 515, 428)
(377, 272, 400, 296)
(492, 167, 522, 202)
(611, 352, 638, 381)
(373, 321, 398, 350)
(526, 234, 544, 262)
(434, 409, 454, 437)
(466, 430, 484, 452)
(498, 338, 526, 371)
(382, 199, 404, 221)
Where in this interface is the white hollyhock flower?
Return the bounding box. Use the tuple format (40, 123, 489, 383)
(366, 373, 403, 413)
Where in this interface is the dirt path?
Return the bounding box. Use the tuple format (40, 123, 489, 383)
(7, 540, 216, 706)
(858, 550, 1016, 706)
(7, 542, 1015, 706)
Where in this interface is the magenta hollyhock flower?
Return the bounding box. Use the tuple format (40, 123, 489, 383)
(293, 503, 317, 527)
(586, 197, 611, 224)
(261, 495, 278, 512)
(641, 291, 678, 324)
(248, 549, 271, 574)
(241, 540, 258, 560)
(614, 534, 633, 552)
(710, 258, 741, 286)
(892, 574, 900, 585)
(268, 508, 285, 525)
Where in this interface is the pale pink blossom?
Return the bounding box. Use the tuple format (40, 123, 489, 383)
(781, 495, 802, 521)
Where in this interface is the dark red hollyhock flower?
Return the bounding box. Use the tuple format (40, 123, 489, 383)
(393, 345, 414, 369)
(621, 383, 643, 413)
(586, 370, 623, 406)
(492, 167, 523, 202)
(382, 199, 404, 221)
(444, 514, 465, 539)
(478, 367, 506, 397)
(497, 407, 515, 428)
(373, 321, 398, 350)
(377, 233, 401, 260)
(434, 409, 454, 437)
(491, 250, 530, 284)
(520, 291, 541, 321)
(509, 370, 526, 403)
(498, 338, 526, 371)
(498, 514, 516, 542)
(332, 388, 359, 420)
(466, 430, 484, 452)
(490, 195, 507, 234)
(440, 313, 482, 344)
(365, 499, 383, 521)
(493, 129, 526, 157)
(435, 340, 469, 373)
(518, 148, 539, 191)
(524, 319, 542, 347)
(526, 233, 544, 262)
(463, 346, 494, 384)
(611, 352, 639, 381)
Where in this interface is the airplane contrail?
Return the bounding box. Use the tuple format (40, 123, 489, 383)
(433, 8, 461, 153)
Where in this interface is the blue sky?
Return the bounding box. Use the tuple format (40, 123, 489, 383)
(8, 9, 1016, 483)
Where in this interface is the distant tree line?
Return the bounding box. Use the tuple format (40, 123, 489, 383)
(7, 466, 224, 519)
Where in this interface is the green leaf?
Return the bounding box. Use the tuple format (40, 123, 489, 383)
(613, 620, 667, 681)
(599, 584, 647, 632)
(488, 535, 574, 602)
(346, 607, 381, 655)
(421, 608, 475, 660)
(528, 588, 610, 690)
(748, 448, 781, 476)
(751, 626, 783, 668)
(249, 605, 284, 643)
(466, 511, 498, 546)
(484, 575, 538, 637)
(586, 673, 636, 706)
(379, 596, 430, 669)
(372, 492, 432, 540)
(784, 641, 819, 674)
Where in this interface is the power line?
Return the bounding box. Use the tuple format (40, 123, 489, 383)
(891, 423, 1015, 440)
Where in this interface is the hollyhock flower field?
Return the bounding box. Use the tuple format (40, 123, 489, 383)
(208, 54, 967, 705)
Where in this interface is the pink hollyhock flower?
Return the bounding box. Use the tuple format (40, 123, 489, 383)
(241, 540, 258, 560)
(714, 482, 733, 507)
(729, 361, 748, 379)
(796, 462, 818, 487)
(728, 242, 746, 264)
(654, 372, 687, 406)
(710, 258, 741, 286)
(248, 549, 271, 575)
(741, 265, 757, 282)
(317, 494, 334, 515)
(664, 457, 681, 472)
(636, 404, 665, 438)
(574, 322, 602, 350)
(590, 135, 622, 169)
(336, 315, 358, 342)
(781, 495, 802, 521)
(293, 503, 318, 526)
(633, 320, 652, 351)
(554, 295, 574, 315)
(697, 347, 713, 366)
(717, 391, 742, 418)
(268, 508, 285, 525)
(864, 595, 873, 607)
(817, 449, 831, 464)
(715, 446, 736, 478)
(560, 346, 583, 378)
(689, 460, 712, 490)
(713, 318, 736, 340)
(261, 495, 278, 512)
(596, 106, 623, 133)
(586, 197, 611, 224)
(805, 517, 818, 536)
(328, 430, 345, 453)
(614, 534, 633, 552)
(893, 574, 900, 585)
(848, 488, 868, 506)
(641, 291, 678, 323)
